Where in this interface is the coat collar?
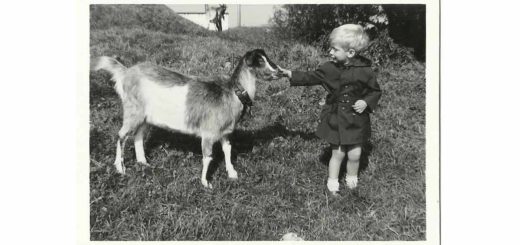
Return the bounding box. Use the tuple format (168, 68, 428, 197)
(333, 56, 372, 68)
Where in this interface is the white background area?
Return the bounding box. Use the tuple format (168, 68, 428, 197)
(1, 0, 520, 244)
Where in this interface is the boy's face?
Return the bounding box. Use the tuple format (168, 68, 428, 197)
(329, 44, 355, 64)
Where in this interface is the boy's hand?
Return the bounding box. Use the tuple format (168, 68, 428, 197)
(277, 67, 292, 78)
(352, 100, 367, 113)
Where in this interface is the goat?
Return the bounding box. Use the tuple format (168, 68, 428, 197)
(92, 49, 279, 188)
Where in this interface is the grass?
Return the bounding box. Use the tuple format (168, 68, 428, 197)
(89, 5, 426, 241)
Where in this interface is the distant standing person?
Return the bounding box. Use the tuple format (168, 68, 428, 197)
(277, 24, 382, 195)
(212, 4, 227, 32)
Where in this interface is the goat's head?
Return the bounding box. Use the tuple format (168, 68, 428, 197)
(244, 49, 280, 81)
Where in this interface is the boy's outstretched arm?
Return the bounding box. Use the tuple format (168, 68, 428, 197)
(278, 63, 330, 87)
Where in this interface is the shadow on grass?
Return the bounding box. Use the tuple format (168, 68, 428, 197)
(318, 142, 374, 177)
(231, 122, 318, 153)
(145, 122, 317, 180)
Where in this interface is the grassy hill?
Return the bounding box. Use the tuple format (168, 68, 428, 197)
(89, 4, 426, 241)
(90, 4, 210, 35)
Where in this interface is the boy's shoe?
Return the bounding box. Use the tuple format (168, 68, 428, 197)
(345, 175, 358, 189)
(327, 178, 340, 195)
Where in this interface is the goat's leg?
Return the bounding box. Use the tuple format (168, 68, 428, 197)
(221, 136, 237, 179)
(114, 127, 130, 174)
(201, 137, 214, 189)
(134, 124, 149, 166)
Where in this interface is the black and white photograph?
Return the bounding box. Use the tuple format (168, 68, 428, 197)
(13, 0, 520, 244)
(82, 1, 438, 242)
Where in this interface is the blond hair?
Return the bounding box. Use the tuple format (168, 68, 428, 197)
(329, 24, 369, 52)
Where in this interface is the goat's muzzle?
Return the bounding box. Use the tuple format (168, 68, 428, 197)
(261, 65, 283, 81)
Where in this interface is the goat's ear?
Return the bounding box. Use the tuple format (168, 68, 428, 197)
(257, 49, 266, 56)
(245, 51, 254, 66)
(245, 49, 269, 67)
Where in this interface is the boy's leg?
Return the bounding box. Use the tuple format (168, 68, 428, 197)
(328, 145, 345, 194)
(346, 145, 362, 189)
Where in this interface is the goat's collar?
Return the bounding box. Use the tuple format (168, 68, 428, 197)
(233, 79, 253, 120)
(235, 88, 253, 107)
(235, 87, 253, 120)
(233, 79, 253, 107)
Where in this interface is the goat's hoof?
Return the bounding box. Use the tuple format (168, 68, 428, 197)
(137, 161, 150, 167)
(116, 168, 126, 175)
(114, 162, 126, 175)
(228, 170, 238, 179)
(330, 191, 341, 197)
(345, 176, 358, 189)
(202, 180, 213, 189)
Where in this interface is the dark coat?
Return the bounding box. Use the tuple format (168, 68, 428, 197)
(290, 56, 382, 145)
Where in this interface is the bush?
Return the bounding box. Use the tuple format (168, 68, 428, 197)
(270, 5, 382, 44)
(363, 29, 416, 68)
(384, 5, 426, 61)
(269, 4, 425, 66)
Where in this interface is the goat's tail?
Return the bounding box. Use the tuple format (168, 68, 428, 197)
(91, 56, 127, 97)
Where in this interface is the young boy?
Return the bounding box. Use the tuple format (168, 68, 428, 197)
(278, 24, 382, 195)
